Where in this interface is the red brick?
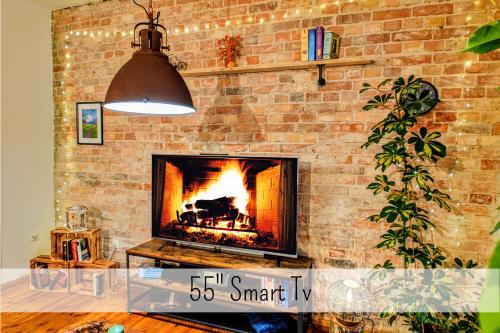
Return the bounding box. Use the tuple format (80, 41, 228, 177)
(413, 4, 454, 16)
(481, 159, 500, 170)
(392, 30, 432, 41)
(373, 8, 411, 20)
(469, 194, 493, 205)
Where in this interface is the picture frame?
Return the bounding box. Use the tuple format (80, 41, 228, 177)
(76, 102, 103, 145)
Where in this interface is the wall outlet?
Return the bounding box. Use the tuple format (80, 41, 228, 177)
(31, 233, 39, 241)
(112, 239, 120, 249)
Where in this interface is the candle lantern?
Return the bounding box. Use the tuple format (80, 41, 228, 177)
(65, 206, 88, 231)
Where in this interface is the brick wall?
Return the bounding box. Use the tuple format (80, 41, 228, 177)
(52, 0, 498, 329)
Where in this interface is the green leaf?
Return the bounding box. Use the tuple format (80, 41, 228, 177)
(361, 128, 384, 149)
(491, 221, 500, 235)
(463, 20, 500, 54)
(410, 129, 447, 162)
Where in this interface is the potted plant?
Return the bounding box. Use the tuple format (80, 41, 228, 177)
(216, 34, 242, 68)
(360, 76, 480, 332)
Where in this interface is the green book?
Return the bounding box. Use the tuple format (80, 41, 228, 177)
(323, 32, 333, 60)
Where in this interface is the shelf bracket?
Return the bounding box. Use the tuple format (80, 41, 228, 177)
(317, 64, 326, 87)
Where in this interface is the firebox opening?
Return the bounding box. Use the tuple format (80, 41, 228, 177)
(159, 158, 282, 250)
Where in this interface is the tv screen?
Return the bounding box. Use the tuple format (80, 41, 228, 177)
(152, 155, 298, 257)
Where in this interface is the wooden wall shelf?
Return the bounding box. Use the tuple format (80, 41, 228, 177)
(181, 58, 373, 78)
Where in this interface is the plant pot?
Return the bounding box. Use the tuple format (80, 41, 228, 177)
(225, 58, 236, 68)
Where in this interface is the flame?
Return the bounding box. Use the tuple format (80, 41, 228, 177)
(182, 160, 250, 214)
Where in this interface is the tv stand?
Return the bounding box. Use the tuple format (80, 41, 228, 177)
(126, 239, 313, 333)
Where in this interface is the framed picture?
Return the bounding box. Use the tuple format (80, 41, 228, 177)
(331, 33, 341, 59)
(76, 102, 103, 145)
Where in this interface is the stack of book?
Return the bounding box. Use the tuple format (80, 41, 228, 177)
(137, 267, 164, 279)
(31, 267, 68, 290)
(62, 238, 90, 262)
(301, 26, 340, 61)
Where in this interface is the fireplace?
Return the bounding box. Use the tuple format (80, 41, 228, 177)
(152, 155, 298, 256)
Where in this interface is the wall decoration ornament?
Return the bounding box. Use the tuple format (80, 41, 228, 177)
(400, 80, 439, 115)
(216, 34, 242, 68)
(76, 102, 103, 145)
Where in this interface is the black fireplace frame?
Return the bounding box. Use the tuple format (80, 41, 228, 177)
(152, 154, 298, 258)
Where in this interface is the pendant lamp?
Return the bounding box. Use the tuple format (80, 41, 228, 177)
(104, 0, 196, 115)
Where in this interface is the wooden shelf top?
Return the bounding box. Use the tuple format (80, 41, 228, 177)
(126, 239, 312, 270)
(181, 58, 373, 77)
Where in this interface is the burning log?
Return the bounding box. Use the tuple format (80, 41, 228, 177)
(194, 196, 237, 211)
(177, 196, 255, 231)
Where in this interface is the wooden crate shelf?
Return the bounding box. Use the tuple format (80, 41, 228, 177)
(51, 227, 101, 263)
(30, 255, 118, 296)
(30, 255, 71, 292)
(180, 58, 373, 77)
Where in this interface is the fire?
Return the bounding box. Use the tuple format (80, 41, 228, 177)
(183, 161, 250, 214)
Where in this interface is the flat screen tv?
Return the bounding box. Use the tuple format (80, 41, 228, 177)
(152, 155, 298, 257)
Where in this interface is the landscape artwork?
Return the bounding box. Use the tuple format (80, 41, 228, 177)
(77, 102, 103, 145)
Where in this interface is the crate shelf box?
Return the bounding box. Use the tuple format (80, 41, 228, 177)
(30, 228, 118, 296)
(50, 227, 101, 263)
(30, 255, 71, 293)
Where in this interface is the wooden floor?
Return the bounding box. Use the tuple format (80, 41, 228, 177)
(0, 312, 208, 333)
(0, 275, 208, 333)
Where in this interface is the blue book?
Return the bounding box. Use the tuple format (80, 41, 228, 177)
(308, 29, 316, 61)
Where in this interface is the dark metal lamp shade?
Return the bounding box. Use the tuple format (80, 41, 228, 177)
(104, 52, 196, 115)
(104, 0, 196, 115)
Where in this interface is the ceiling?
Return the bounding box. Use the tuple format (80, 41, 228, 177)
(32, 0, 100, 10)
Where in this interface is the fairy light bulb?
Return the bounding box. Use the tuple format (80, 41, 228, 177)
(175, 28, 180, 33)
(259, 18, 265, 24)
(247, 17, 253, 22)
(466, 15, 472, 22)
(283, 12, 289, 19)
(320, 4, 327, 9)
(83, 31, 88, 36)
(121, 31, 126, 36)
(205, 23, 209, 29)
(184, 27, 189, 33)
(105, 32, 110, 37)
(225, 21, 230, 26)
(76, 31, 80, 36)
(295, 8, 300, 15)
(464, 60, 472, 67)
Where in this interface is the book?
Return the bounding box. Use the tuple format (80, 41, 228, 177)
(31, 270, 41, 289)
(71, 239, 79, 263)
(137, 267, 163, 279)
(315, 26, 324, 60)
(93, 272, 105, 296)
(39, 268, 50, 288)
(323, 32, 333, 60)
(78, 238, 90, 261)
(300, 28, 309, 61)
(62, 239, 73, 261)
(49, 270, 67, 290)
(307, 29, 316, 61)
